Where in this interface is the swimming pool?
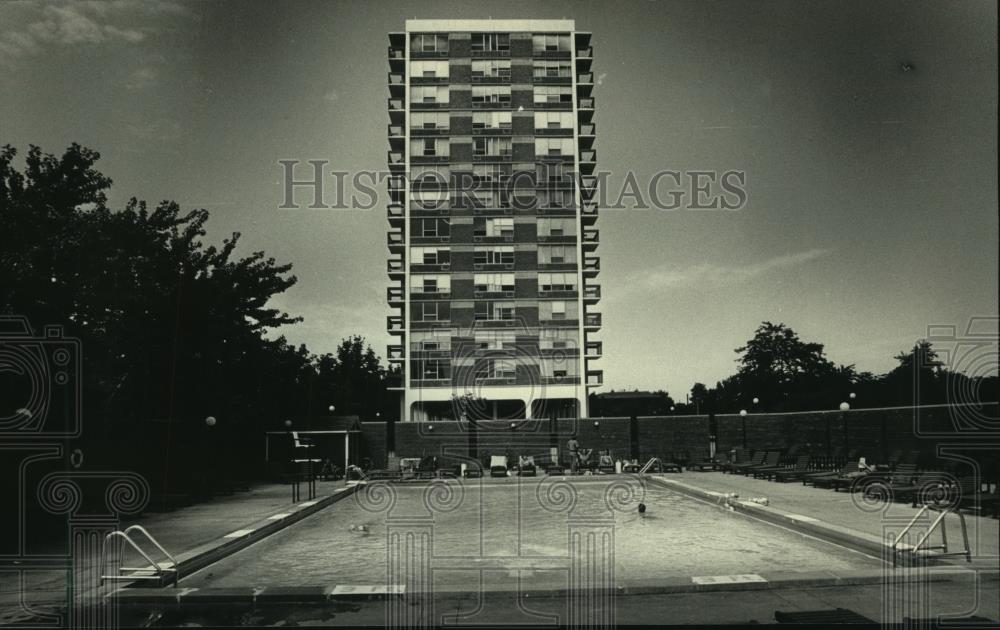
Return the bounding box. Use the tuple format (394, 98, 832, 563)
(181, 476, 884, 592)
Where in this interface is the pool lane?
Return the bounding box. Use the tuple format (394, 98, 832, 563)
(180, 477, 884, 590)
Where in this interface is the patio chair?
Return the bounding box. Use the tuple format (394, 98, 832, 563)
(728, 450, 767, 475)
(597, 451, 616, 474)
(802, 460, 860, 486)
(490, 455, 509, 478)
(892, 470, 960, 507)
(765, 454, 812, 482)
(740, 450, 782, 477)
(517, 455, 538, 477)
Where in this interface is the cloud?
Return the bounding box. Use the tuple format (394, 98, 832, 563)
(637, 248, 831, 291)
(127, 118, 182, 142)
(125, 66, 157, 90)
(0, 0, 195, 64)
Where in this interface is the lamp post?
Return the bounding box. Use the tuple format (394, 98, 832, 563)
(204, 416, 217, 493)
(739, 409, 748, 451)
(840, 401, 850, 458)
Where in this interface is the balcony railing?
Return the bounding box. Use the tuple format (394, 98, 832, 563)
(579, 123, 596, 136)
(579, 97, 594, 109)
(577, 73, 593, 84)
(388, 73, 404, 85)
(387, 286, 404, 304)
(387, 151, 403, 165)
(388, 48, 404, 61)
(576, 47, 593, 60)
(582, 228, 599, 246)
(584, 312, 602, 329)
(387, 315, 404, 333)
(586, 341, 603, 358)
(388, 98, 403, 111)
(387, 345, 405, 362)
(581, 202, 598, 224)
(387, 258, 404, 275)
(583, 284, 601, 301)
(387, 204, 404, 223)
(586, 370, 604, 387)
(583, 256, 600, 275)
(387, 231, 404, 249)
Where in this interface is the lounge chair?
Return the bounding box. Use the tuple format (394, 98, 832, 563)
(490, 455, 509, 478)
(802, 461, 857, 486)
(761, 454, 811, 481)
(892, 470, 957, 507)
(720, 448, 749, 473)
(953, 477, 1000, 517)
(741, 450, 782, 477)
(729, 450, 766, 475)
(686, 448, 720, 472)
(848, 463, 918, 496)
(517, 455, 537, 477)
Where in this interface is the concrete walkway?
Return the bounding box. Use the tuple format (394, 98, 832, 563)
(653, 471, 999, 558)
(0, 480, 347, 625)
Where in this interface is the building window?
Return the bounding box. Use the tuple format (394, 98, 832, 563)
(539, 245, 575, 264)
(412, 274, 451, 295)
(411, 34, 448, 53)
(474, 273, 515, 293)
(410, 166, 450, 185)
(475, 217, 514, 238)
(472, 86, 512, 105)
(474, 137, 512, 157)
(411, 189, 448, 209)
(410, 113, 449, 130)
(534, 112, 574, 130)
(421, 302, 441, 321)
(475, 358, 516, 379)
(532, 34, 570, 53)
(474, 301, 516, 321)
(472, 60, 511, 78)
(539, 300, 568, 321)
(411, 86, 449, 104)
(411, 60, 449, 78)
(411, 329, 454, 351)
(471, 33, 510, 52)
(474, 246, 514, 265)
(415, 218, 450, 237)
(411, 246, 450, 265)
(418, 359, 449, 380)
(540, 329, 576, 350)
(474, 330, 516, 350)
(538, 189, 573, 208)
(534, 138, 574, 157)
(538, 273, 576, 292)
(533, 86, 573, 104)
(472, 164, 509, 182)
(472, 111, 512, 129)
(532, 61, 572, 78)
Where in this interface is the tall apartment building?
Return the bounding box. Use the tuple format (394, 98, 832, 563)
(387, 19, 602, 422)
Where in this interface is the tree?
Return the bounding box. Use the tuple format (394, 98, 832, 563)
(690, 383, 709, 414)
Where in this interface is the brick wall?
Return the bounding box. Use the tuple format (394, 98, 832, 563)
(358, 402, 998, 470)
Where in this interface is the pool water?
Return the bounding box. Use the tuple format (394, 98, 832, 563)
(183, 477, 882, 590)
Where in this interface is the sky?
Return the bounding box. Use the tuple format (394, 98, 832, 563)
(1, 0, 997, 399)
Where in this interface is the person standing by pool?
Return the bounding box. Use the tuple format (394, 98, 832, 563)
(567, 434, 580, 474)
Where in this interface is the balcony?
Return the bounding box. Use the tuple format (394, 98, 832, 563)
(387, 202, 404, 225)
(578, 149, 596, 175)
(388, 73, 404, 96)
(388, 124, 404, 149)
(387, 285, 404, 306)
(581, 202, 598, 225)
(387, 315, 404, 335)
(578, 97, 594, 110)
(586, 340, 603, 359)
(586, 370, 604, 388)
(583, 256, 600, 277)
(388, 98, 404, 123)
(578, 123, 595, 150)
(387, 344, 405, 363)
(387, 230, 404, 251)
(387, 258, 404, 277)
(580, 175, 598, 199)
(583, 284, 601, 303)
(387, 151, 404, 172)
(388, 47, 404, 70)
(582, 228, 599, 251)
(576, 73, 593, 97)
(584, 312, 602, 330)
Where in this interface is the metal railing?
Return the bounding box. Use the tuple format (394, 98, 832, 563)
(100, 525, 178, 587)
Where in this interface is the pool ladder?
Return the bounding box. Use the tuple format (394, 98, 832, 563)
(639, 457, 663, 474)
(890, 505, 971, 566)
(99, 525, 178, 587)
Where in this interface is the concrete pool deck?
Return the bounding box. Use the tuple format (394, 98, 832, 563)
(647, 471, 999, 565)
